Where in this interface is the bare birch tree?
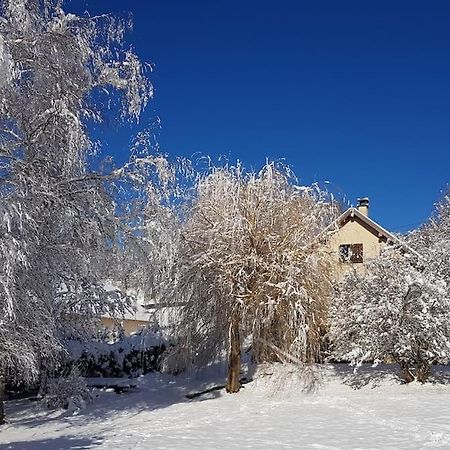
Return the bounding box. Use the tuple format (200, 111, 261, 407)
(0, 0, 152, 422)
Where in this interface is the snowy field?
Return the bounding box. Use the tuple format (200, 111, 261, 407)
(2, 364, 450, 450)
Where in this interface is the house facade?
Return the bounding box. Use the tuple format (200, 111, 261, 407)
(100, 284, 173, 336)
(326, 198, 401, 281)
(101, 304, 151, 336)
(99, 284, 152, 335)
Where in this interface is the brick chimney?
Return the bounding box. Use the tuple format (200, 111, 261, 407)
(357, 197, 369, 217)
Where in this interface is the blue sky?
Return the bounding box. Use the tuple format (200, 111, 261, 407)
(69, 0, 450, 232)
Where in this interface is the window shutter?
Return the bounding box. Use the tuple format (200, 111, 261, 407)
(350, 243, 363, 263)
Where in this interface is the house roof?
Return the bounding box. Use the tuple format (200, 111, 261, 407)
(101, 282, 152, 322)
(330, 207, 420, 257)
(337, 207, 398, 242)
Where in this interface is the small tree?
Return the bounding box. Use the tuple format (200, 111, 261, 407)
(166, 162, 337, 392)
(329, 248, 450, 383)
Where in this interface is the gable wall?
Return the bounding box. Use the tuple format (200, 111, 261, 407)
(327, 215, 386, 281)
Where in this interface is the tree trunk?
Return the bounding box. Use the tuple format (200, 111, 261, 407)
(226, 310, 241, 393)
(0, 364, 6, 425)
(399, 362, 415, 383)
(416, 362, 430, 383)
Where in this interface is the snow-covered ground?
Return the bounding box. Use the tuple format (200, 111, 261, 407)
(2, 364, 450, 449)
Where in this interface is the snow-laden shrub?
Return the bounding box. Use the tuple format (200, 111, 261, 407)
(65, 328, 168, 378)
(330, 248, 450, 383)
(42, 367, 91, 412)
(252, 362, 325, 395)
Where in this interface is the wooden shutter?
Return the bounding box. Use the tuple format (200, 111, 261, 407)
(350, 243, 363, 263)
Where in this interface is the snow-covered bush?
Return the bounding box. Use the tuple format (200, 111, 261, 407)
(252, 362, 325, 396)
(329, 248, 450, 383)
(66, 329, 168, 378)
(42, 366, 91, 413)
(410, 190, 450, 289)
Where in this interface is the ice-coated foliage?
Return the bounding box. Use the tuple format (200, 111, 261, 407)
(164, 161, 339, 380)
(111, 153, 190, 318)
(410, 190, 450, 288)
(330, 248, 450, 383)
(42, 366, 91, 412)
(0, 0, 152, 400)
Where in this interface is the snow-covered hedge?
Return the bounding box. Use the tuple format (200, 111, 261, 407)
(65, 329, 168, 378)
(330, 249, 450, 383)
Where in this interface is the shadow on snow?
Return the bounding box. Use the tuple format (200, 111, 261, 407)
(5, 360, 231, 431)
(331, 363, 450, 389)
(0, 435, 103, 450)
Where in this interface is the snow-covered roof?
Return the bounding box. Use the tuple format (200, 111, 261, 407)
(121, 303, 151, 322)
(101, 281, 151, 322)
(101, 305, 151, 323)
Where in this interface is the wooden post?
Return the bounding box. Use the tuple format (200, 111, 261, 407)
(226, 310, 241, 393)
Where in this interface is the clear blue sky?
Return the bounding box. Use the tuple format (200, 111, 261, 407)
(69, 0, 450, 232)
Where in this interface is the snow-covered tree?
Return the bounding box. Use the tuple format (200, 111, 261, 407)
(410, 190, 450, 287)
(329, 248, 450, 383)
(165, 162, 338, 392)
(113, 145, 188, 300)
(0, 0, 152, 423)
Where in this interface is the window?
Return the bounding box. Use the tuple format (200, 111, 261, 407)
(339, 243, 363, 263)
(339, 244, 350, 262)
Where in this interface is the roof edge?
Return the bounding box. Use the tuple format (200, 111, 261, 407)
(331, 207, 421, 258)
